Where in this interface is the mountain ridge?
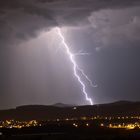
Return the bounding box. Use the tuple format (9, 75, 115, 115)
(0, 101, 140, 121)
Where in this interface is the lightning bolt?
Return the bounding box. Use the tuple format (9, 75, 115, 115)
(74, 52, 91, 56)
(77, 66, 98, 88)
(56, 27, 95, 105)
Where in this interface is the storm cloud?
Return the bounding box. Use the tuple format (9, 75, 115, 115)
(0, 0, 140, 109)
(0, 0, 140, 47)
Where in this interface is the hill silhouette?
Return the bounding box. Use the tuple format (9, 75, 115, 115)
(0, 101, 140, 120)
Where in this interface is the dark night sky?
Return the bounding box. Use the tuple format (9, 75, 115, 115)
(0, 0, 140, 109)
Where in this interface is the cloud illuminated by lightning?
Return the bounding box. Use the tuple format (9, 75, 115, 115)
(56, 27, 94, 105)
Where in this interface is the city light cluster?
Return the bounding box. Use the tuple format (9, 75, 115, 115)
(0, 120, 38, 129)
(63, 116, 140, 121)
(108, 122, 140, 129)
(0, 115, 140, 130)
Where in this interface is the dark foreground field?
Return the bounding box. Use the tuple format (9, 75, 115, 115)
(0, 125, 140, 140)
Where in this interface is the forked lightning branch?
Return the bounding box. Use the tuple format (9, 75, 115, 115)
(56, 27, 96, 105)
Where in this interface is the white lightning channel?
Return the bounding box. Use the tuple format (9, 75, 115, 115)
(73, 52, 98, 88)
(74, 52, 91, 56)
(77, 66, 98, 88)
(56, 27, 93, 105)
